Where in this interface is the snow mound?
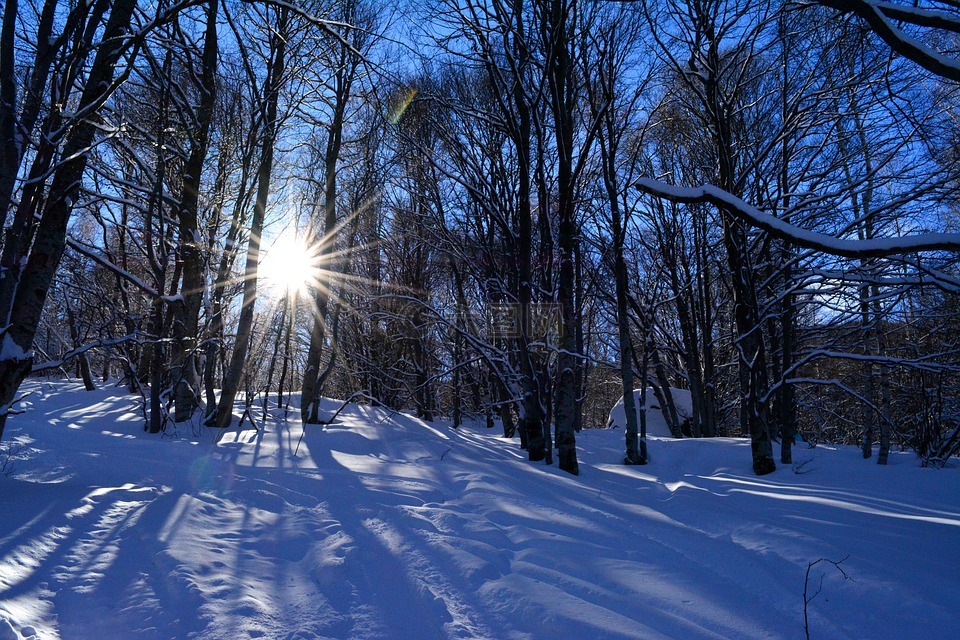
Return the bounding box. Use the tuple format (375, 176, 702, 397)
(606, 387, 693, 436)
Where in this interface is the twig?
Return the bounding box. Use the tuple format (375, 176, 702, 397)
(0, 442, 26, 476)
(804, 555, 853, 640)
(793, 455, 816, 474)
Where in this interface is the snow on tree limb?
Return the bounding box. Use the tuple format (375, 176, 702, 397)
(815, 0, 960, 81)
(31, 334, 141, 373)
(634, 177, 960, 258)
(845, 0, 960, 33)
(66, 238, 182, 303)
(240, 0, 364, 58)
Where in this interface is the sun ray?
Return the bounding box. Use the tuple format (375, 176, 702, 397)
(236, 193, 425, 336)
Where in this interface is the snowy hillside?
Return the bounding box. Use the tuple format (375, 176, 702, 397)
(1, 380, 958, 640)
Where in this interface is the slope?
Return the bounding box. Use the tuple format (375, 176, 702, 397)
(0, 380, 957, 639)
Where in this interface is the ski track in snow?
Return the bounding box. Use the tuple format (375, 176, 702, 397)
(0, 380, 958, 640)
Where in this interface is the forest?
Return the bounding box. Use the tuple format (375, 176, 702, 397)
(1, 0, 959, 478)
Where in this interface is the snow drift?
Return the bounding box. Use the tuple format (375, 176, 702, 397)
(606, 387, 692, 437)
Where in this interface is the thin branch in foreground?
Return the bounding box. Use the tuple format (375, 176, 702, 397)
(31, 333, 145, 374)
(804, 555, 853, 640)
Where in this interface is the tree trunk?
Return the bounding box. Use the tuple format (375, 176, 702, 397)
(0, 0, 58, 230)
(701, 8, 774, 474)
(651, 348, 683, 438)
(277, 290, 297, 409)
(0, 0, 18, 228)
(778, 273, 797, 464)
(301, 16, 360, 423)
(616, 241, 642, 464)
(172, 0, 218, 422)
(263, 305, 285, 421)
(875, 301, 893, 464)
(600, 126, 643, 462)
(148, 299, 165, 433)
(723, 216, 775, 475)
(546, 0, 580, 475)
(211, 8, 288, 428)
(0, 0, 138, 441)
(64, 294, 96, 391)
(498, 382, 516, 438)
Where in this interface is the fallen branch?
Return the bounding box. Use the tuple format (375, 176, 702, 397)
(804, 555, 853, 640)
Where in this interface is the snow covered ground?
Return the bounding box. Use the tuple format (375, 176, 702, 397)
(0, 380, 958, 640)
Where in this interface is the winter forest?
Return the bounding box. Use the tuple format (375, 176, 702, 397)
(1, 0, 960, 638)
(3, 0, 959, 473)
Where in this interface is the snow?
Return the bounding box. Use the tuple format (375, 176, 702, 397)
(0, 336, 32, 363)
(829, 0, 960, 82)
(634, 177, 960, 258)
(1, 379, 958, 639)
(606, 388, 692, 437)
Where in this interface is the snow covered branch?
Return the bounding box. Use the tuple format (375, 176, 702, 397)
(240, 0, 365, 58)
(66, 238, 183, 304)
(634, 178, 960, 259)
(815, 0, 960, 81)
(31, 334, 143, 374)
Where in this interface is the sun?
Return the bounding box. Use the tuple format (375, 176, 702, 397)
(260, 232, 318, 297)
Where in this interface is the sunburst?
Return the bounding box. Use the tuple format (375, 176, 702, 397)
(259, 231, 319, 298)
(253, 197, 411, 332)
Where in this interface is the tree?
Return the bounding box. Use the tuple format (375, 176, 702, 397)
(170, 0, 220, 422)
(639, 0, 960, 471)
(584, 3, 651, 463)
(300, 0, 376, 424)
(641, 0, 781, 474)
(541, 0, 591, 475)
(0, 0, 145, 440)
(211, 3, 291, 428)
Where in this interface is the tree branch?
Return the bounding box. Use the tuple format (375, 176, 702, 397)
(635, 177, 960, 258)
(815, 0, 960, 81)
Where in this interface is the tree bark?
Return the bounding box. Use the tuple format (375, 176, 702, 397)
(301, 23, 358, 423)
(547, 0, 580, 475)
(172, 0, 218, 422)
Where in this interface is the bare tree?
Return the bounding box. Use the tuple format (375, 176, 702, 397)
(170, 0, 220, 422)
(584, 4, 651, 463)
(0, 0, 146, 440)
(211, 3, 291, 428)
(300, 0, 376, 424)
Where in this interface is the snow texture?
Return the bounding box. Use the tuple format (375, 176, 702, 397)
(0, 380, 958, 639)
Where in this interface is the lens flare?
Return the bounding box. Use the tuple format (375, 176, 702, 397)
(188, 454, 236, 494)
(389, 87, 418, 125)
